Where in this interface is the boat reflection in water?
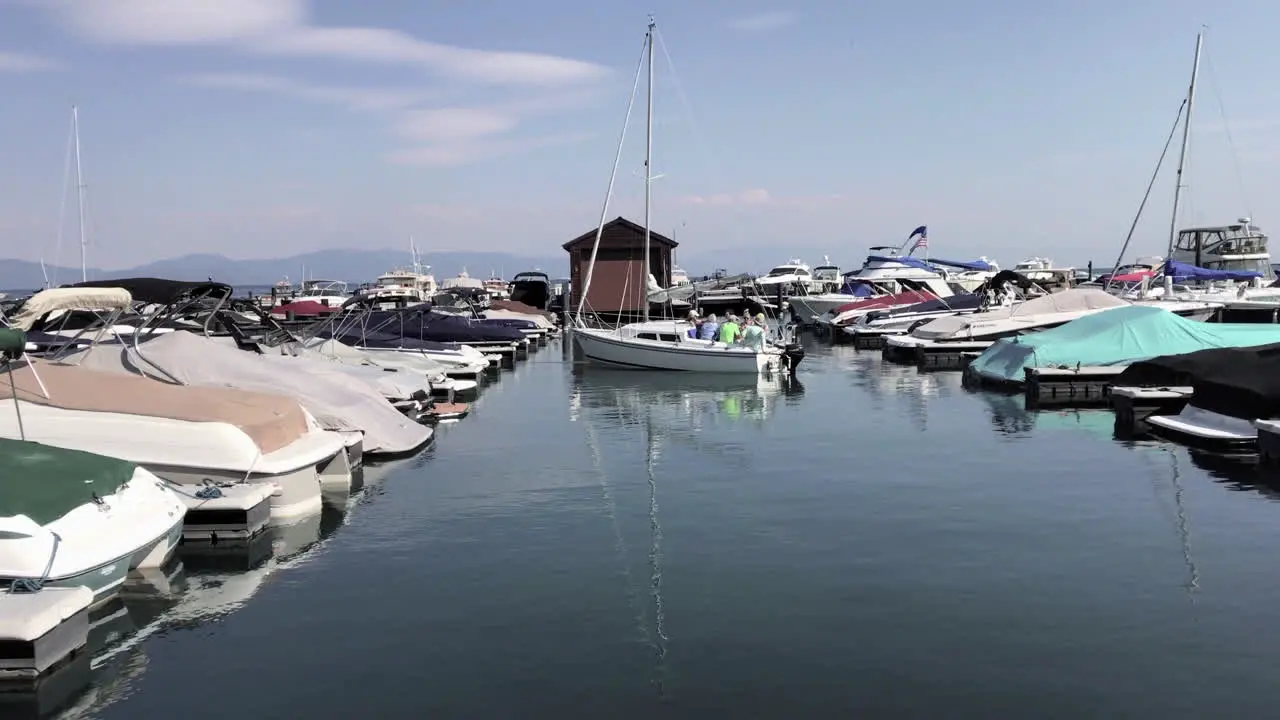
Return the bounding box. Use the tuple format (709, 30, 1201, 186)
(12, 477, 382, 719)
(569, 367, 797, 429)
(566, 367, 804, 698)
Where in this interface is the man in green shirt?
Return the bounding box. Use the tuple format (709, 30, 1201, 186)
(718, 314, 741, 344)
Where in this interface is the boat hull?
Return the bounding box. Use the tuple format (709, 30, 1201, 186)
(574, 328, 779, 374)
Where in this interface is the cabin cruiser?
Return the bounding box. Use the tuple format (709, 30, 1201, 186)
(358, 264, 437, 305)
(811, 259, 842, 293)
(0, 435, 185, 603)
(440, 270, 486, 293)
(791, 252, 967, 326)
(509, 271, 553, 311)
(283, 279, 349, 307)
(755, 259, 817, 295)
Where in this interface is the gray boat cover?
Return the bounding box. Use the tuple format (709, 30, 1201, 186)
(61, 332, 431, 455)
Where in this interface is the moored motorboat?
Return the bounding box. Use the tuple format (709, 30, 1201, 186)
(0, 437, 186, 604)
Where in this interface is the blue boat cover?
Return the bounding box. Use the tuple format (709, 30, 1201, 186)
(931, 258, 996, 272)
(968, 305, 1280, 384)
(1164, 259, 1262, 282)
(865, 255, 938, 272)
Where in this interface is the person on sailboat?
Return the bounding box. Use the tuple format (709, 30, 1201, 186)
(718, 314, 741, 344)
(740, 315, 766, 350)
(686, 309, 702, 338)
(699, 313, 720, 341)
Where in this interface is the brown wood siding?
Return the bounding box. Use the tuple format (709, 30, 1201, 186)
(565, 219, 672, 313)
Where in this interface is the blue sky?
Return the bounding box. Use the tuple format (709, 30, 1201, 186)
(0, 0, 1276, 273)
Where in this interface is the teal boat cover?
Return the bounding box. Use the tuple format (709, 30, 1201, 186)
(969, 305, 1280, 385)
(0, 438, 137, 526)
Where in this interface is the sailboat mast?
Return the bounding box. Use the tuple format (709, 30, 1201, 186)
(642, 16, 655, 323)
(72, 105, 88, 282)
(1166, 32, 1202, 260)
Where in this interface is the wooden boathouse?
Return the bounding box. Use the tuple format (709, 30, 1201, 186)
(563, 216, 677, 319)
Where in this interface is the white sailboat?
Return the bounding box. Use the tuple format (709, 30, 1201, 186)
(571, 18, 795, 374)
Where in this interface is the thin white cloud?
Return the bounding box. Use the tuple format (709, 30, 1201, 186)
(181, 72, 426, 112)
(0, 50, 63, 72)
(46, 0, 610, 86)
(728, 11, 797, 33)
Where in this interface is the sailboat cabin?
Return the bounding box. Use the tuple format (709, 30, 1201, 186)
(563, 216, 678, 313)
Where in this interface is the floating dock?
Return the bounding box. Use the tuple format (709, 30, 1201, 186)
(0, 586, 91, 684)
(1109, 386, 1193, 439)
(1023, 366, 1127, 407)
(850, 328, 896, 350)
(915, 341, 992, 370)
(174, 483, 275, 544)
(1255, 419, 1280, 467)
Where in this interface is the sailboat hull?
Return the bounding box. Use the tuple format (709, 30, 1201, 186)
(573, 327, 779, 374)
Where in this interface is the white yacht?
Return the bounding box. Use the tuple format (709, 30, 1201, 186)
(755, 259, 816, 293)
(789, 251, 963, 325)
(360, 241, 438, 305)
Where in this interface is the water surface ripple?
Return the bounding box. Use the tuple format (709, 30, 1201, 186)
(53, 339, 1280, 718)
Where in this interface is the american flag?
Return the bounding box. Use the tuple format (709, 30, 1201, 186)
(908, 225, 928, 253)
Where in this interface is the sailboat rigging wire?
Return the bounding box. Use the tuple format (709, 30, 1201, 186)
(1201, 46, 1253, 222)
(653, 28, 747, 250)
(574, 34, 650, 323)
(1106, 98, 1187, 291)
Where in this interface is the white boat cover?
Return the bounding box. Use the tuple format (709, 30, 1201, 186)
(913, 289, 1128, 340)
(295, 337, 451, 378)
(482, 309, 556, 329)
(61, 332, 431, 455)
(242, 340, 428, 401)
(8, 287, 134, 330)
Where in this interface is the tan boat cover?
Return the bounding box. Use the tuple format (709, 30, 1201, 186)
(8, 287, 134, 330)
(490, 299, 554, 319)
(916, 289, 1129, 339)
(0, 359, 307, 453)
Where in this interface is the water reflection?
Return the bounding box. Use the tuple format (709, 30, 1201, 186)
(569, 368, 794, 427)
(26, 473, 386, 720)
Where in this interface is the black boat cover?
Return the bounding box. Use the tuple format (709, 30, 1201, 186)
(71, 277, 233, 305)
(1115, 342, 1280, 420)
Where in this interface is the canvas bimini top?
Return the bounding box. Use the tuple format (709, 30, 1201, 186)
(0, 437, 137, 526)
(969, 305, 1280, 384)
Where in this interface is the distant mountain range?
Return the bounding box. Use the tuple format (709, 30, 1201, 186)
(0, 250, 569, 291)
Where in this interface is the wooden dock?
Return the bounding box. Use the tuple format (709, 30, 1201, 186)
(1109, 386, 1193, 439)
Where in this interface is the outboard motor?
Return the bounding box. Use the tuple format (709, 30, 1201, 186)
(782, 342, 805, 376)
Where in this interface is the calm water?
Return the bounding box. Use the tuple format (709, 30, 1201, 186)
(22, 337, 1280, 718)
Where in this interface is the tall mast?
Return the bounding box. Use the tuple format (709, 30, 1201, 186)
(642, 16, 655, 322)
(72, 105, 88, 282)
(1166, 32, 1202, 260)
